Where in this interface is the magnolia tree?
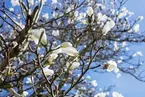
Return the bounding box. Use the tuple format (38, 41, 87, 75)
(0, 0, 144, 97)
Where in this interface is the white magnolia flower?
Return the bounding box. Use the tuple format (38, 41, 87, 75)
(97, 13, 108, 22)
(91, 80, 98, 87)
(133, 24, 139, 32)
(125, 47, 129, 51)
(52, 0, 57, 4)
(77, 12, 86, 20)
(138, 16, 144, 21)
(121, 7, 127, 12)
(28, 0, 34, 5)
(102, 20, 115, 35)
(60, 42, 73, 47)
(11, 0, 20, 6)
(118, 12, 126, 19)
(116, 73, 121, 78)
(9, 8, 14, 12)
(132, 53, 137, 57)
(53, 11, 58, 18)
(87, 7, 93, 16)
(128, 12, 134, 17)
(43, 66, 54, 76)
(130, 65, 134, 69)
(82, 20, 87, 25)
(132, 51, 143, 57)
(23, 91, 29, 97)
(111, 9, 116, 15)
(53, 42, 79, 57)
(61, 47, 78, 56)
(30, 28, 47, 45)
(118, 7, 128, 18)
(112, 92, 124, 97)
(114, 42, 119, 51)
(74, 11, 79, 18)
(122, 42, 127, 47)
(94, 92, 107, 97)
(71, 62, 80, 69)
(106, 60, 119, 73)
(85, 75, 91, 80)
(117, 60, 122, 64)
(26, 77, 34, 84)
(52, 30, 59, 36)
(136, 51, 143, 56)
(48, 53, 58, 62)
(42, 13, 49, 20)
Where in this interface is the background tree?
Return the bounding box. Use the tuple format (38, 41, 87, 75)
(0, 0, 144, 97)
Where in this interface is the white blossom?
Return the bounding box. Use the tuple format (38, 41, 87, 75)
(23, 91, 29, 97)
(117, 60, 122, 64)
(94, 92, 107, 97)
(77, 13, 86, 20)
(112, 92, 124, 97)
(52, 30, 60, 36)
(28, 0, 34, 5)
(11, 0, 20, 6)
(52, 0, 57, 4)
(121, 7, 127, 12)
(71, 62, 80, 69)
(111, 9, 116, 15)
(9, 8, 14, 12)
(132, 53, 137, 57)
(128, 12, 134, 17)
(87, 7, 93, 16)
(48, 53, 58, 62)
(43, 66, 54, 76)
(138, 16, 144, 21)
(60, 42, 73, 47)
(30, 28, 47, 45)
(127, 29, 133, 33)
(116, 73, 121, 78)
(118, 7, 128, 18)
(120, 56, 124, 60)
(122, 42, 127, 47)
(42, 13, 49, 20)
(26, 77, 34, 84)
(125, 47, 129, 51)
(85, 75, 91, 80)
(53, 42, 79, 56)
(106, 60, 119, 73)
(81, 20, 87, 25)
(102, 20, 115, 35)
(136, 51, 143, 56)
(114, 42, 119, 51)
(53, 11, 59, 18)
(91, 80, 98, 87)
(97, 13, 108, 22)
(129, 66, 134, 69)
(61, 47, 79, 56)
(133, 24, 140, 32)
(132, 51, 143, 57)
(74, 11, 79, 18)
